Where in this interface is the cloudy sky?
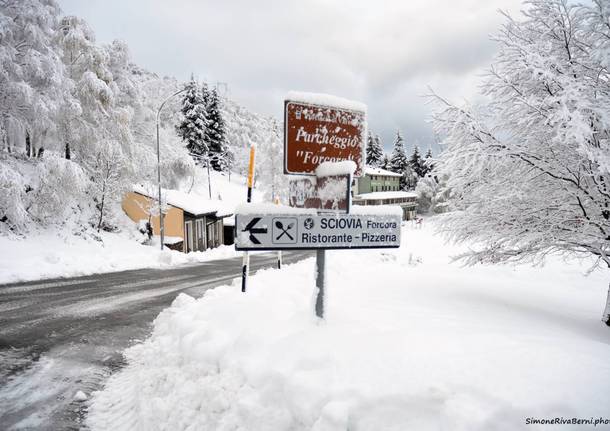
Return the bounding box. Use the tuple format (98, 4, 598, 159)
(58, 0, 524, 153)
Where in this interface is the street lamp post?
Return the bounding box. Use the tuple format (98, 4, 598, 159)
(156, 88, 186, 250)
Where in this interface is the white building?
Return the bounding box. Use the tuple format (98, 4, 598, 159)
(353, 166, 418, 220)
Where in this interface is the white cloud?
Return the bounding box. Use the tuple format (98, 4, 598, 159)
(58, 0, 524, 152)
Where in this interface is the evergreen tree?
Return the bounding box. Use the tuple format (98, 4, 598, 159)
(205, 86, 227, 171)
(380, 154, 390, 170)
(201, 82, 211, 110)
(389, 130, 410, 189)
(177, 78, 208, 165)
(410, 145, 427, 178)
(388, 130, 407, 172)
(424, 148, 434, 176)
(366, 132, 383, 167)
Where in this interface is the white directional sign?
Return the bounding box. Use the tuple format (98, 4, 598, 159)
(235, 213, 401, 250)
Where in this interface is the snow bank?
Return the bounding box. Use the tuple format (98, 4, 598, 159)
(286, 91, 366, 113)
(315, 161, 356, 178)
(0, 228, 242, 284)
(87, 222, 610, 430)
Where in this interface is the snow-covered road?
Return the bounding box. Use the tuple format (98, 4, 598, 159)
(0, 250, 312, 430)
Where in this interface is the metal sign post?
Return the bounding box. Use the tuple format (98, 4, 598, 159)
(315, 248, 326, 318)
(241, 145, 256, 293)
(275, 197, 283, 269)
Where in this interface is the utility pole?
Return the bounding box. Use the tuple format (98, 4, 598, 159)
(156, 87, 187, 250)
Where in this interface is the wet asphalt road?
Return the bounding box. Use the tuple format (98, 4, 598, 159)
(0, 250, 313, 430)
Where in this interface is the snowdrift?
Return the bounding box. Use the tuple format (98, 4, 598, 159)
(87, 223, 610, 430)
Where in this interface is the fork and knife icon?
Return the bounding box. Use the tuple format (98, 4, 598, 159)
(274, 220, 294, 241)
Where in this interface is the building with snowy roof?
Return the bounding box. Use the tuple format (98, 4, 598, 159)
(122, 185, 234, 252)
(353, 166, 418, 220)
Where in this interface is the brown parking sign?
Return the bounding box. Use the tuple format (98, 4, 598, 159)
(284, 99, 366, 177)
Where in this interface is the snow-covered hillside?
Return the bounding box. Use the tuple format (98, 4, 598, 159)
(86, 221, 610, 430)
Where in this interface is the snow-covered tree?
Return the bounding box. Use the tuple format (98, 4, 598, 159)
(55, 15, 128, 164)
(82, 140, 126, 230)
(410, 145, 426, 178)
(29, 154, 89, 225)
(0, 0, 65, 157)
(205, 86, 227, 171)
(380, 153, 390, 170)
(221, 96, 289, 200)
(424, 148, 434, 175)
(0, 157, 29, 231)
(177, 77, 208, 165)
(257, 119, 288, 202)
(389, 130, 407, 172)
(366, 132, 383, 167)
(431, 0, 610, 326)
(389, 130, 411, 189)
(415, 172, 451, 214)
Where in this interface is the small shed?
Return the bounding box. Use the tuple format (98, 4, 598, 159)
(122, 185, 234, 253)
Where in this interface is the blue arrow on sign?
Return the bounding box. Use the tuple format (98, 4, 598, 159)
(242, 217, 268, 244)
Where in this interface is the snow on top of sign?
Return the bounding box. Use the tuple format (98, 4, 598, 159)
(315, 161, 357, 178)
(134, 185, 233, 217)
(355, 191, 418, 200)
(236, 202, 317, 215)
(286, 91, 367, 113)
(364, 166, 402, 178)
(350, 205, 403, 217)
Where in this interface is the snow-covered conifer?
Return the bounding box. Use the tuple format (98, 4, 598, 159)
(177, 77, 208, 165)
(389, 130, 411, 189)
(205, 87, 226, 171)
(366, 132, 383, 167)
(380, 153, 390, 170)
(424, 148, 434, 175)
(410, 145, 426, 178)
(389, 130, 407, 172)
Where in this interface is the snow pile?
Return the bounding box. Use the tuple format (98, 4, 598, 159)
(0, 228, 241, 284)
(314, 161, 356, 178)
(285, 91, 366, 113)
(87, 222, 610, 430)
(133, 184, 234, 217)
